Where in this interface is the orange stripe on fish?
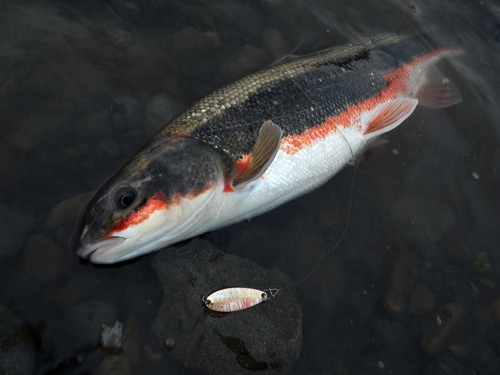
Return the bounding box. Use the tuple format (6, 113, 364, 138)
(107, 185, 213, 236)
(106, 192, 169, 236)
(280, 49, 450, 155)
(224, 154, 252, 192)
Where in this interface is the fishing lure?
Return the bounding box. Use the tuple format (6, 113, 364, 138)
(202, 287, 279, 312)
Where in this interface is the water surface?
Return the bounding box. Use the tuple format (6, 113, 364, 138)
(1, 0, 500, 374)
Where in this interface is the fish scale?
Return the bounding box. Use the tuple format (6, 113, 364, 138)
(153, 34, 432, 159)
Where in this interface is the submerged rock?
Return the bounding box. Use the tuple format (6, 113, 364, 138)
(408, 284, 437, 316)
(22, 233, 71, 281)
(390, 195, 455, 243)
(459, 339, 500, 375)
(422, 356, 474, 375)
(56, 300, 118, 356)
(150, 239, 302, 375)
(143, 95, 184, 135)
(0, 203, 36, 257)
(101, 320, 124, 353)
(421, 302, 468, 357)
(44, 192, 92, 245)
(98, 317, 142, 375)
(110, 97, 144, 130)
(0, 305, 36, 375)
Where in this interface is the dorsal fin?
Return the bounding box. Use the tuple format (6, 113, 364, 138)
(233, 120, 283, 188)
(363, 97, 418, 139)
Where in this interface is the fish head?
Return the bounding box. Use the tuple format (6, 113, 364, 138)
(72, 137, 224, 264)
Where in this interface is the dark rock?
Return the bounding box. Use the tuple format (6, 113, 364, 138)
(369, 317, 422, 374)
(44, 192, 92, 245)
(472, 305, 495, 337)
(260, 28, 289, 60)
(143, 95, 184, 135)
(0, 305, 36, 375)
(110, 97, 144, 130)
(22, 233, 72, 281)
(53, 300, 118, 358)
(0, 203, 36, 257)
(171, 27, 216, 59)
(150, 239, 302, 375)
(408, 284, 436, 316)
(98, 317, 141, 375)
(372, 317, 412, 347)
(420, 302, 468, 357)
(422, 356, 474, 375)
(219, 44, 268, 79)
(460, 340, 500, 375)
(383, 246, 419, 316)
(390, 195, 455, 243)
(106, 0, 158, 24)
(490, 298, 500, 326)
(213, 2, 265, 38)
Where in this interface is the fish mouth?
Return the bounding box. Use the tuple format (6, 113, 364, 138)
(76, 237, 126, 262)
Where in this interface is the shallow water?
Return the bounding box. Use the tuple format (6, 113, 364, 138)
(1, 0, 500, 374)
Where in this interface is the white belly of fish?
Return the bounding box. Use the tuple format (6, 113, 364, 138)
(203, 127, 366, 232)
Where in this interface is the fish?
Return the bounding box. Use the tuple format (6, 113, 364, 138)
(73, 33, 463, 264)
(203, 287, 278, 312)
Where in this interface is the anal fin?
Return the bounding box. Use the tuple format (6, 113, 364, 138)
(233, 120, 283, 188)
(364, 97, 418, 139)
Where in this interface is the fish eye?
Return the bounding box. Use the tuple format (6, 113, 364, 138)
(115, 187, 137, 209)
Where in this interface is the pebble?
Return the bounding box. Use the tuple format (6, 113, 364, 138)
(48, 273, 103, 311)
(143, 95, 184, 135)
(472, 305, 495, 337)
(422, 356, 474, 375)
(213, 2, 264, 38)
(0, 203, 36, 257)
(101, 320, 124, 352)
(489, 298, 500, 326)
(420, 302, 468, 357)
(110, 97, 145, 131)
(390, 195, 455, 243)
(44, 192, 93, 245)
(219, 44, 268, 79)
(408, 284, 436, 316)
(22, 233, 71, 281)
(383, 246, 419, 316)
(170, 26, 216, 58)
(260, 28, 289, 59)
(106, 0, 158, 24)
(0, 305, 36, 375)
(150, 239, 302, 375)
(98, 21, 132, 47)
(98, 317, 141, 375)
(368, 317, 422, 373)
(56, 300, 118, 357)
(460, 340, 500, 375)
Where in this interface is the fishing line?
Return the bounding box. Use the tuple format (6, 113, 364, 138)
(178, 304, 205, 332)
(278, 158, 360, 292)
(201, 160, 361, 313)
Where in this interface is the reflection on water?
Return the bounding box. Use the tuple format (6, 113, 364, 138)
(0, 0, 499, 374)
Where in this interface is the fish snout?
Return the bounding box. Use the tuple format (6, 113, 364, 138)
(74, 236, 126, 262)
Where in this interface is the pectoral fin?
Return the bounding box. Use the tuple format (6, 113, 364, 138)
(363, 97, 419, 139)
(233, 120, 283, 188)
